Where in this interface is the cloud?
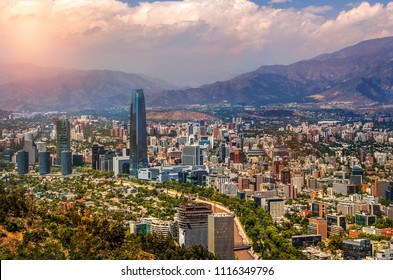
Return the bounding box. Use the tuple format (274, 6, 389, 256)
(302, 5, 334, 14)
(269, 0, 293, 3)
(1, 0, 393, 86)
(83, 26, 102, 36)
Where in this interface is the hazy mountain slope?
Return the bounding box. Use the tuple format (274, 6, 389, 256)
(2, 36, 393, 111)
(0, 66, 177, 111)
(149, 36, 393, 106)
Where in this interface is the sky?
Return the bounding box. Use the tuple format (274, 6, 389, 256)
(1, 0, 393, 87)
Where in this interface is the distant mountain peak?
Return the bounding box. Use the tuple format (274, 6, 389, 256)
(148, 36, 393, 107)
(0, 65, 178, 111)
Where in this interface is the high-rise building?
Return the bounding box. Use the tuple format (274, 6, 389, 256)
(267, 198, 285, 218)
(72, 154, 84, 167)
(208, 213, 234, 260)
(61, 150, 72, 176)
(91, 142, 104, 170)
(17, 150, 29, 174)
(24, 139, 37, 164)
(388, 206, 393, 221)
(2, 148, 14, 163)
(280, 168, 291, 184)
(307, 218, 328, 239)
(178, 203, 212, 248)
(284, 184, 298, 199)
(35, 141, 47, 153)
(113, 156, 130, 177)
(312, 202, 326, 218)
(129, 89, 148, 177)
(350, 165, 363, 186)
(387, 182, 393, 201)
(355, 213, 376, 226)
(98, 150, 116, 171)
(291, 174, 304, 190)
(230, 150, 245, 164)
(219, 143, 231, 163)
(181, 145, 201, 166)
(327, 214, 347, 231)
(238, 177, 251, 191)
(39, 151, 51, 175)
(56, 118, 71, 165)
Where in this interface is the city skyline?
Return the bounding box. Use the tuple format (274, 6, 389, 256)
(1, 0, 393, 265)
(2, 102, 393, 261)
(1, 1, 393, 86)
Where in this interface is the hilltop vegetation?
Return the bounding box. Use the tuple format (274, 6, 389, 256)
(0, 173, 305, 260)
(0, 181, 215, 260)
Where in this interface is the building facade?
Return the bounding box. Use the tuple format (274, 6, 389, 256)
(343, 239, 372, 260)
(56, 119, 71, 165)
(61, 150, 72, 176)
(308, 218, 328, 239)
(182, 145, 201, 166)
(24, 139, 37, 164)
(17, 150, 29, 174)
(113, 156, 130, 177)
(268, 198, 285, 218)
(129, 89, 148, 177)
(39, 151, 51, 175)
(208, 213, 234, 260)
(91, 142, 104, 170)
(355, 213, 376, 226)
(327, 214, 347, 232)
(178, 203, 212, 248)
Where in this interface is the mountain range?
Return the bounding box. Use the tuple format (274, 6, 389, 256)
(1, 36, 393, 111)
(150, 36, 393, 106)
(0, 64, 177, 111)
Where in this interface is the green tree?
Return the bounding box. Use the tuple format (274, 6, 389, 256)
(327, 235, 343, 251)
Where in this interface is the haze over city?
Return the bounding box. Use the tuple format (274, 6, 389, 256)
(2, 0, 393, 86)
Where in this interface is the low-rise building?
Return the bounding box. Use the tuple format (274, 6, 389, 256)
(291, 235, 322, 248)
(342, 239, 372, 260)
(375, 248, 393, 260)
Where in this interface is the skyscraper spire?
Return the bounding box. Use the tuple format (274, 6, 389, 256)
(129, 89, 148, 177)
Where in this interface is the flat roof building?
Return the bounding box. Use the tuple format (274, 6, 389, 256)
(208, 213, 234, 260)
(308, 218, 328, 239)
(343, 239, 372, 260)
(268, 198, 285, 218)
(291, 235, 322, 248)
(178, 203, 212, 248)
(327, 214, 347, 231)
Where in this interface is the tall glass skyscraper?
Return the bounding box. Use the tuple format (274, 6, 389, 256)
(129, 89, 148, 177)
(39, 151, 51, 175)
(17, 150, 29, 174)
(56, 118, 71, 165)
(61, 150, 73, 176)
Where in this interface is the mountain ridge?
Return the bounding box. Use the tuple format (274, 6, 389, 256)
(2, 36, 393, 110)
(149, 36, 393, 106)
(0, 65, 178, 111)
